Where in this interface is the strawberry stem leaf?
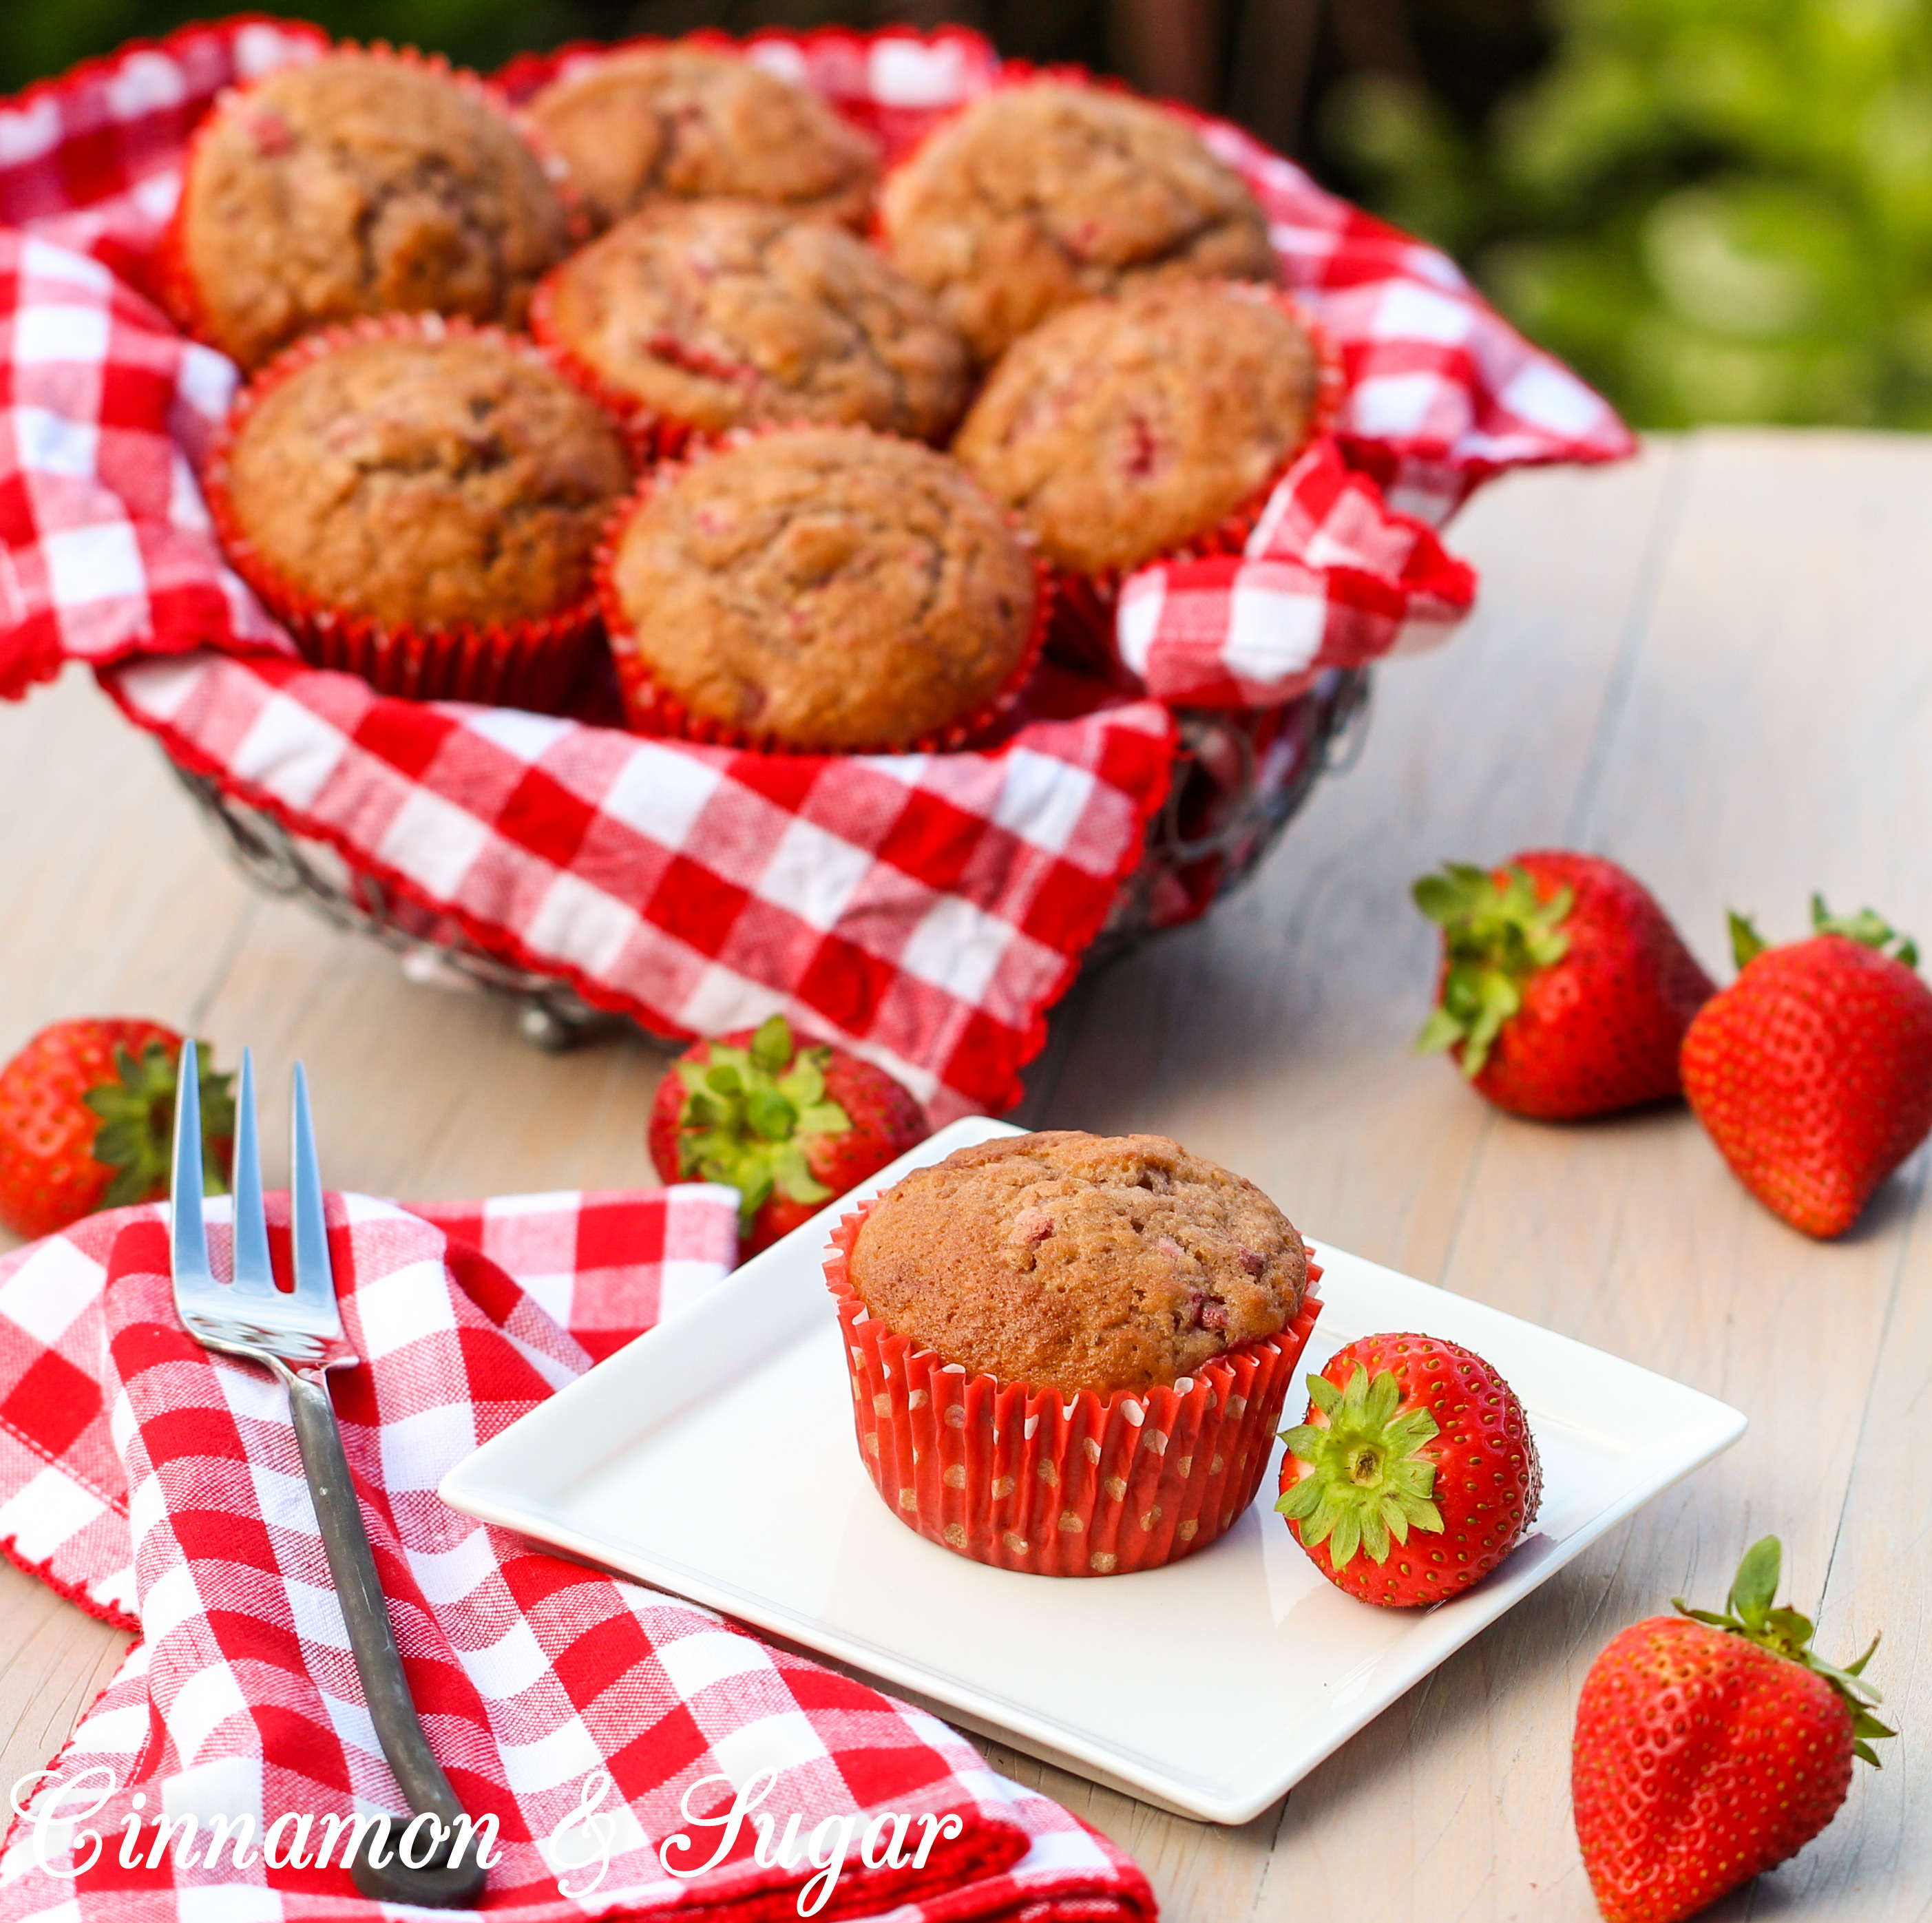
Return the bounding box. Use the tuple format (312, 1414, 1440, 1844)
(1812, 894, 1919, 969)
(671, 1017, 852, 1230)
(1729, 911, 1768, 971)
(1411, 862, 1574, 1079)
(1275, 1366, 1442, 1570)
(85, 1040, 233, 1210)
(1672, 1536, 1893, 1766)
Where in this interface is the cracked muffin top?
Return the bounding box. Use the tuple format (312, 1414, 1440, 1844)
(526, 45, 879, 233)
(954, 281, 1321, 575)
(219, 331, 631, 630)
(847, 1131, 1309, 1393)
(878, 82, 1278, 365)
(602, 426, 1037, 750)
(539, 200, 970, 441)
(171, 52, 569, 371)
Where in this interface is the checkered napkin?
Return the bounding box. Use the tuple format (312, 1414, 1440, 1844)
(0, 21, 1630, 1125)
(1116, 439, 1478, 709)
(0, 1187, 1156, 1923)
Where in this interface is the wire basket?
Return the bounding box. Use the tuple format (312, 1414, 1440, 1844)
(165, 666, 1370, 1050)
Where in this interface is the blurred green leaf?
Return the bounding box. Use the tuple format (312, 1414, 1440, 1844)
(1329, 0, 1932, 429)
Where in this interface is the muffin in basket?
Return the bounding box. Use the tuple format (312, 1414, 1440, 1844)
(597, 426, 1044, 752)
(879, 81, 1278, 364)
(525, 44, 879, 233)
(954, 280, 1325, 578)
(204, 319, 632, 711)
(826, 1131, 1323, 1577)
(167, 48, 570, 371)
(534, 200, 970, 443)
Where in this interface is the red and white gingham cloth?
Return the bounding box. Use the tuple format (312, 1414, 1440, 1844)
(0, 1186, 1156, 1923)
(1116, 439, 1478, 709)
(0, 19, 1632, 1125)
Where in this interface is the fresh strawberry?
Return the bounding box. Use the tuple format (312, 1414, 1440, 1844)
(648, 1014, 927, 1257)
(1681, 897, 1932, 1237)
(1573, 1535, 1891, 1923)
(1414, 852, 1715, 1118)
(0, 1019, 235, 1241)
(1274, 1332, 1541, 1606)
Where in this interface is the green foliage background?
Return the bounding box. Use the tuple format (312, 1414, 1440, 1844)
(9, 0, 1928, 429)
(1328, 0, 1932, 428)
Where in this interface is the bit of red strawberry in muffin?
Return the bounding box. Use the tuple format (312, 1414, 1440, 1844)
(1573, 1535, 1891, 1923)
(1413, 851, 1715, 1119)
(1276, 1332, 1540, 1607)
(0, 1019, 235, 1241)
(648, 1014, 927, 1258)
(1681, 896, 1932, 1237)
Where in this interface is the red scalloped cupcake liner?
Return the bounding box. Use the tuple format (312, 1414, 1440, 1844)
(594, 424, 1054, 756)
(201, 312, 631, 713)
(825, 1199, 1324, 1577)
(160, 39, 587, 361)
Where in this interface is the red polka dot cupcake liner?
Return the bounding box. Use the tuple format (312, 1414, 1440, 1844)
(159, 40, 587, 361)
(594, 423, 1053, 756)
(201, 313, 633, 713)
(824, 1199, 1324, 1577)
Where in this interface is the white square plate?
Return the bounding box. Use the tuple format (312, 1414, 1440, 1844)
(440, 1117, 1745, 1824)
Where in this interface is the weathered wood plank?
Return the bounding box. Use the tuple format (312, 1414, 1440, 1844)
(3, 432, 1925, 1920)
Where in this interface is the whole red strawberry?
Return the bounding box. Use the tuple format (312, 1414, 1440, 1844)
(1414, 852, 1715, 1119)
(0, 1020, 236, 1241)
(649, 1015, 927, 1257)
(1681, 898, 1932, 1237)
(1573, 1536, 1891, 1923)
(1274, 1332, 1541, 1606)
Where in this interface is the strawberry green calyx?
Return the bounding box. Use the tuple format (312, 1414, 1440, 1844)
(673, 1016, 852, 1230)
(1412, 862, 1574, 1077)
(1810, 894, 1919, 969)
(1674, 1536, 1895, 1767)
(1730, 899, 1919, 971)
(1728, 911, 1769, 969)
(1274, 1366, 1445, 1569)
(85, 1040, 234, 1208)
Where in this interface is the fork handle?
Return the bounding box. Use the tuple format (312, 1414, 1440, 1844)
(286, 1369, 488, 1906)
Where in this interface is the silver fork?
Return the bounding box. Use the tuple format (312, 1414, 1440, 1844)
(171, 1047, 488, 1908)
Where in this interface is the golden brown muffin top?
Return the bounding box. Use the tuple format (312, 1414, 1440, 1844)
(879, 82, 1278, 365)
(848, 1131, 1308, 1394)
(175, 52, 569, 371)
(953, 280, 1319, 575)
(605, 427, 1037, 750)
(542, 200, 970, 441)
(526, 45, 879, 233)
(222, 332, 631, 630)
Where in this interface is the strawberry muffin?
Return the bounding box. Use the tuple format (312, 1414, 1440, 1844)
(599, 426, 1042, 752)
(207, 323, 631, 708)
(954, 280, 1322, 576)
(879, 81, 1278, 364)
(525, 44, 879, 233)
(169, 50, 569, 370)
(826, 1131, 1322, 1575)
(536, 200, 970, 441)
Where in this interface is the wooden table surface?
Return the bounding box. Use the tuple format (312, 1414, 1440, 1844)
(1, 429, 1926, 1920)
